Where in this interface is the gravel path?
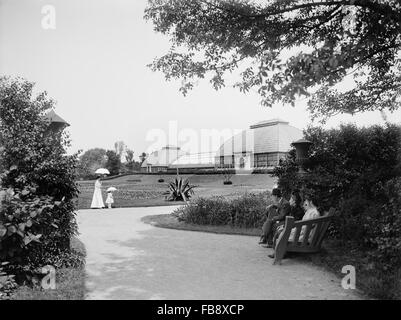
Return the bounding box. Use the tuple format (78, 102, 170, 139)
(77, 207, 362, 300)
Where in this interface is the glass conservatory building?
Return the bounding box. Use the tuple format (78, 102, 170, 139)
(215, 119, 303, 170)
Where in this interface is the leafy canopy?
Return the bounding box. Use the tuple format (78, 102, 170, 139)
(105, 150, 121, 176)
(77, 148, 107, 180)
(145, 0, 401, 121)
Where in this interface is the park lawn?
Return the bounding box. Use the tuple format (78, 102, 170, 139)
(77, 173, 277, 209)
(10, 237, 87, 300)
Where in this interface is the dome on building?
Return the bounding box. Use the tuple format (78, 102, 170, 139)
(216, 129, 254, 156)
(215, 119, 302, 169)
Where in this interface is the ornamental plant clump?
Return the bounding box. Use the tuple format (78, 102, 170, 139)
(222, 168, 234, 185)
(164, 177, 196, 202)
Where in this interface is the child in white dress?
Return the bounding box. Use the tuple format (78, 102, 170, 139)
(105, 191, 114, 209)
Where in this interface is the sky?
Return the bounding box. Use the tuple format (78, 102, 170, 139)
(1, 0, 400, 159)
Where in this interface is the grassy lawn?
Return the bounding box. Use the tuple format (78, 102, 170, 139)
(77, 173, 277, 209)
(9, 237, 87, 300)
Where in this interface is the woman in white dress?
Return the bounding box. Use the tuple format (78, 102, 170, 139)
(90, 176, 104, 209)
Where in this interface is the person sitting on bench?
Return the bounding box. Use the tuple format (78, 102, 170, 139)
(268, 193, 320, 259)
(259, 188, 291, 247)
(270, 190, 304, 245)
(290, 193, 320, 242)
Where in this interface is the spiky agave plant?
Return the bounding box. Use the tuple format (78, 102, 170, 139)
(164, 177, 196, 202)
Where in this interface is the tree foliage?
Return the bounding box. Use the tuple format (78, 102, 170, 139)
(124, 148, 142, 172)
(77, 148, 107, 180)
(114, 140, 126, 157)
(145, 0, 401, 121)
(125, 149, 134, 164)
(139, 152, 147, 164)
(105, 150, 121, 176)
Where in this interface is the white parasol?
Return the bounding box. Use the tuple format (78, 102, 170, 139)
(95, 168, 110, 175)
(107, 187, 117, 192)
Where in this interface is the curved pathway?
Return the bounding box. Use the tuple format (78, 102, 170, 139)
(77, 207, 362, 300)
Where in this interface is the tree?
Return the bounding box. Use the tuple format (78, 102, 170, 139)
(77, 148, 107, 180)
(139, 152, 147, 164)
(145, 0, 401, 121)
(114, 140, 126, 158)
(105, 150, 121, 176)
(125, 148, 135, 172)
(125, 149, 134, 163)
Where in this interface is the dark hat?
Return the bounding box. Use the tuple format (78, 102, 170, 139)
(272, 188, 282, 197)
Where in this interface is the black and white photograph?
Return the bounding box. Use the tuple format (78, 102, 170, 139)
(0, 0, 400, 305)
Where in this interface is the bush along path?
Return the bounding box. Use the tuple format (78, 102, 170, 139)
(0, 77, 82, 299)
(273, 124, 401, 299)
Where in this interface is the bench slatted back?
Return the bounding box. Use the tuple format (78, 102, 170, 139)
(292, 225, 302, 244)
(312, 208, 335, 247)
(301, 224, 313, 246)
(273, 208, 335, 264)
(287, 208, 335, 251)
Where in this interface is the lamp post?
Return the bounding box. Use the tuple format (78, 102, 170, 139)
(176, 147, 180, 177)
(291, 138, 312, 175)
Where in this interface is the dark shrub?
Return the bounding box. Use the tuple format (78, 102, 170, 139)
(0, 77, 79, 281)
(174, 192, 271, 228)
(230, 193, 269, 228)
(174, 197, 230, 225)
(272, 123, 401, 292)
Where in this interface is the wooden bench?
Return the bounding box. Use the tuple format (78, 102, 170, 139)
(273, 208, 335, 265)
